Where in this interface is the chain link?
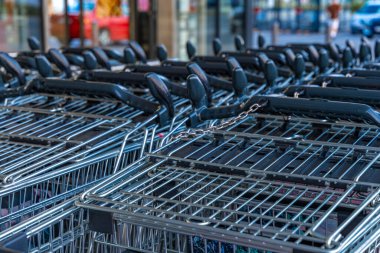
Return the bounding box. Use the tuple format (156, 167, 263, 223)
(170, 102, 265, 140)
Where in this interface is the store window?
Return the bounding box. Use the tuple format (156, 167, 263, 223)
(176, 0, 245, 59)
(49, 0, 66, 48)
(176, 0, 207, 59)
(63, 0, 130, 47)
(219, 0, 244, 51)
(0, 0, 42, 52)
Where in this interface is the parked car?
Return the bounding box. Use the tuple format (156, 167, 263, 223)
(351, 1, 380, 37)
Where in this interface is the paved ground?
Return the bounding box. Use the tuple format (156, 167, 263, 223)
(251, 31, 377, 49)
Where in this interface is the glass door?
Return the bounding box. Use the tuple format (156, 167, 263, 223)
(219, 0, 244, 51)
(0, 0, 42, 51)
(278, 0, 296, 30)
(298, 0, 320, 32)
(176, 0, 207, 58)
(253, 0, 276, 30)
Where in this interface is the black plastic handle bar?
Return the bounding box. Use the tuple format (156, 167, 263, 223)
(48, 49, 72, 77)
(192, 95, 380, 127)
(0, 52, 26, 86)
(341, 69, 380, 77)
(312, 75, 380, 90)
(80, 70, 189, 98)
(284, 85, 380, 106)
(30, 79, 160, 114)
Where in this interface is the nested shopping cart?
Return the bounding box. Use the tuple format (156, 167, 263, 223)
(0, 72, 197, 230)
(70, 94, 380, 253)
(0, 61, 263, 232)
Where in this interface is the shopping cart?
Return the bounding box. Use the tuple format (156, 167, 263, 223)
(0, 53, 271, 231)
(0, 73, 248, 251)
(3, 38, 380, 253)
(0, 71, 195, 229)
(72, 91, 380, 253)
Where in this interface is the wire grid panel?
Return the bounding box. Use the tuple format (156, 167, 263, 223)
(27, 208, 89, 253)
(0, 94, 144, 177)
(0, 143, 142, 230)
(0, 200, 91, 253)
(344, 214, 380, 253)
(79, 149, 380, 253)
(224, 114, 380, 148)
(162, 128, 380, 185)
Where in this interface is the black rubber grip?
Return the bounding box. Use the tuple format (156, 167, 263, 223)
(285, 85, 380, 106)
(34, 79, 160, 114)
(313, 76, 380, 90)
(199, 95, 380, 126)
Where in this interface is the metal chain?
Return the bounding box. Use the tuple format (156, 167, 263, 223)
(171, 102, 264, 140)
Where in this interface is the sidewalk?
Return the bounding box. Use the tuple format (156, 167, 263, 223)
(252, 31, 377, 48)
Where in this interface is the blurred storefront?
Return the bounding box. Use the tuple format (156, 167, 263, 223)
(175, 0, 247, 58)
(0, 0, 43, 51)
(49, 0, 130, 47)
(0, 0, 364, 53)
(251, 0, 352, 33)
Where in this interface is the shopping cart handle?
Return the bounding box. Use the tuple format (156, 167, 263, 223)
(247, 95, 380, 126)
(134, 63, 231, 96)
(160, 76, 188, 98)
(145, 73, 175, 118)
(103, 48, 124, 62)
(312, 75, 380, 90)
(293, 54, 305, 79)
(318, 48, 329, 72)
(64, 53, 84, 67)
(35, 55, 54, 78)
(246, 49, 287, 66)
(31, 79, 160, 114)
(48, 48, 72, 77)
(327, 42, 340, 62)
(0, 52, 26, 86)
(346, 39, 357, 58)
(213, 38, 222, 56)
(194, 95, 380, 127)
(341, 68, 380, 77)
(187, 63, 212, 104)
(187, 74, 208, 111)
(359, 42, 372, 63)
(80, 70, 189, 98)
(232, 67, 249, 98)
(264, 60, 278, 87)
(27, 36, 41, 51)
(82, 50, 98, 70)
(285, 85, 380, 106)
(91, 47, 112, 70)
(194, 61, 230, 75)
(197, 103, 242, 123)
(283, 49, 305, 78)
(234, 35, 245, 51)
(133, 65, 188, 77)
(342, 47, 353, 69)
(284, 48, 296, 68)
(221, 53, 261, 70)
(186, 40, 197, 59)
(156, 44, 168, 62)
(306, 45, 319, 66)
(375, 40, 380, 59)
(258, 34, 266, 48)
(129, 40, 147, 63)
(226, 57, 241, 74)
(123, 48, 137, 64)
